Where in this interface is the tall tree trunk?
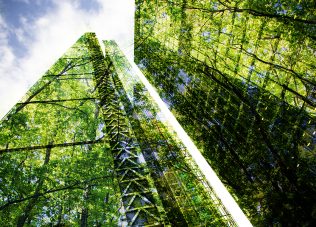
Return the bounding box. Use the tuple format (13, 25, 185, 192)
(80, 185, 90, 227)
(17, 143, 52, 227)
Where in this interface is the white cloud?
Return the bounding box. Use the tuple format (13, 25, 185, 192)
(0, 0, 134, 118)
(0, 15, 22, 118)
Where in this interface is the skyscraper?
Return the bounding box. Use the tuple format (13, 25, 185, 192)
(0, 33, 249, 226)
(135, 0, 316, 226)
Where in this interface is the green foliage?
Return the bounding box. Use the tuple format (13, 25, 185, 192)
(105, 41, 233, 225)
(135, 1, 316, 225)
(0, 33, 121, 226)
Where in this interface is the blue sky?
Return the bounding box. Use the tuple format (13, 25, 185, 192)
(0, 0, 134, 118)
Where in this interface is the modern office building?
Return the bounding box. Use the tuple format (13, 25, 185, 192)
(0, 33, 249, 226)
(135, 0, 316, 226)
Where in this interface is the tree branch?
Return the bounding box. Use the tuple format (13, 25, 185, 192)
(0, 138, 104, 154)
(0, 175, 112, 211)
(17, 97, 96, 105)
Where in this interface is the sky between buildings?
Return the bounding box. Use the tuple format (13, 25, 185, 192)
(0, 0, 134, 118)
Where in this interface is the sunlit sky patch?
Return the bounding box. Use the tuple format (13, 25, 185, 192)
(0, 0, 134, 118)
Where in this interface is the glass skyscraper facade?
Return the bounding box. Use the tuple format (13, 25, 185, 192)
(0, 33, 240, 226)
(135, 0, 316, 225)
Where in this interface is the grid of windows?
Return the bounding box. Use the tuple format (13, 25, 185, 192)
(135, 0, 316, 225)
